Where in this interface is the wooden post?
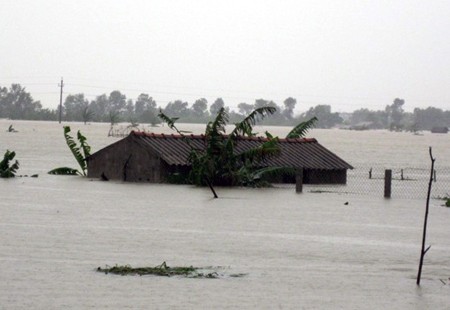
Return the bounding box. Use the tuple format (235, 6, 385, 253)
(296, 168, 303, 193)
(384, 169, 392, 198)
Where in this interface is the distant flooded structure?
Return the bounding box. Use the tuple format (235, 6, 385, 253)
(430, 127, 448, 134)
(87, 131, 353, 185)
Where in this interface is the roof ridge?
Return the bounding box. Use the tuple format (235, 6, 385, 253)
(130, 130, 316, 143)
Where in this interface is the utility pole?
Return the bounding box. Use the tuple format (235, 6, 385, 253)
(58, 77, 64, 124)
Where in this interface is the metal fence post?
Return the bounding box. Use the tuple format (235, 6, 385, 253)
(296, 168, 303, 193)
(384, 169, 392, 198)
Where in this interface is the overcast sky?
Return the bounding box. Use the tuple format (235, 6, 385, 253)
(1, 0, 449, 113)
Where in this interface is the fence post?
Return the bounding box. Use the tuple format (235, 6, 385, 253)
(384, 169, 392, 198)
(296, 168, 303, 193)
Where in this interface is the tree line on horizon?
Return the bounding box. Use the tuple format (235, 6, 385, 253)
(1, 83, 449, 131)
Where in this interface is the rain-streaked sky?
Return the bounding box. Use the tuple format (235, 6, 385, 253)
(1, 0, 449, 113)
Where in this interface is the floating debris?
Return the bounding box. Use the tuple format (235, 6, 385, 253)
(96, 262, 246, 279)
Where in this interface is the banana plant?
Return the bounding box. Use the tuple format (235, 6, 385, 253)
(159, 106, 279, 192)
(0, 150, 19, 178)
(48, 126, 91, 176)
(159, 107, 318, 194)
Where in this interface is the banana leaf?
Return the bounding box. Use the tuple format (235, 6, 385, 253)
(286, 117, 318, 138)
(0, 150, 19, 178)
(48, 167, 80, 175)
(63, 126, 87, 176)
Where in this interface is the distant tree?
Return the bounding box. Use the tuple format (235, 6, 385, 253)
(0, 84, 42, 120)
(237, 102, 254, 116)
(282, 97, 296, 120)
(254, 99, 283, 124)
(164, 100, 189, 117)
(350, 108, 388, 129)
(124, 99, 135, 118)
(135, 93, 158, 124)
(413, 107, 449, 130)
(385, 98, 405, 130)
(108, 90, 127, 114)
(81, 104, 94, 125)
(135, 93, 156, 114)
(90, 94, 109, 122)
(191, 98, 209, 119)
(210, 98, 225, 117)
(0, 86, 8, 118)
(63, 93, 90, 122)
(302, 105, 342, 128)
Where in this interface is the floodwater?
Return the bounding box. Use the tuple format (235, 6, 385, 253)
(1, 120, 449, 309)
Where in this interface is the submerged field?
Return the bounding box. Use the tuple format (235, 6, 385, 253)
(1, 120, 450, 309)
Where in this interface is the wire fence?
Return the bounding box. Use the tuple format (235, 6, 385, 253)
(278, 165, 450, 200)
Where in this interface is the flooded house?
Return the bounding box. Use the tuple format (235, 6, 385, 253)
(87, 131, 353, 184)
(431, 126, 448, 133)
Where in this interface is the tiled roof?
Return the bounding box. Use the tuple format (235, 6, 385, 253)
(130, 131, 353, 170)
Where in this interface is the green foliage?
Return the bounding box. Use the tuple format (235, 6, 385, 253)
(47, 167, 80, 175)
(0, 84, 47, 120)
(7, 125, 18, 132)
(160, 105, 318, 190)
(48, 126, 90, 176)
(302, 105, 342, 129)
(160, 106, 280, 188)
(286, 117, 318, 138)
(0, 150, 19, 178)
(97, 262, 219, 278)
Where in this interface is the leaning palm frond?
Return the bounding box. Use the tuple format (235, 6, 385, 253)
(158, 110, 179, 130)
(206, 107, 228, 136)
(286, 117, 318, 139)
(77, 130, 91, 160)
(231, 106, 277, 138)
(0, 150, 19, 178)
(158, 110, 191, 134)
(237, 136, 280, 164)
(48, 167, 80, 175)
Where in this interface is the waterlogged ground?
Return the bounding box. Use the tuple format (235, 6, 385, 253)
(1, 120, 450, 309)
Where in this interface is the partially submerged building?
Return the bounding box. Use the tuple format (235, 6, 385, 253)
(87, 131, 353, 184)
(431, 127, 448, 134)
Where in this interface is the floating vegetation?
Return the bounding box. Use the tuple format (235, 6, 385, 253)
(97, 262, 246, 279)
(0, 150, 19, 178)
(436, 195, 450, 207)
(7, 125, 18, 132)
(443, 197, 450, 207)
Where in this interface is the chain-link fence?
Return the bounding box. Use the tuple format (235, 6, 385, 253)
(277, 165, 450, 200)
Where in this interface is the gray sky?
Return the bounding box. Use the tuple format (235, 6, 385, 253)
(1, 0, 449, 113)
